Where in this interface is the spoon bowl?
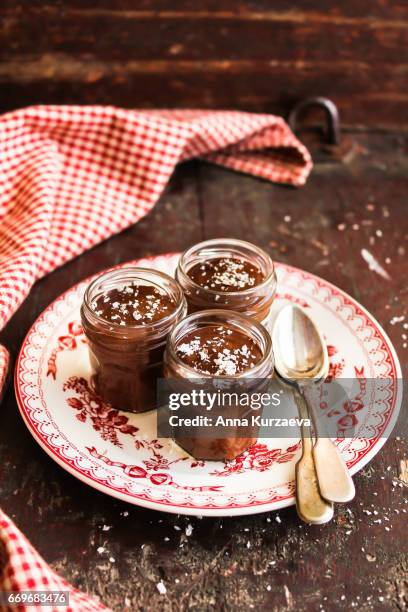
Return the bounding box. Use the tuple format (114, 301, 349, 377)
(273, 304, 328, 382)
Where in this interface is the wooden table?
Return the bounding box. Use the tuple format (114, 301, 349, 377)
(0, 130, 407, 611)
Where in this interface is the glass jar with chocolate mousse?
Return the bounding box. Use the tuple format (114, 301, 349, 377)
(175, 238, 277, 327)
(163, 310, 274, 461)
(81, 267, 187, 413)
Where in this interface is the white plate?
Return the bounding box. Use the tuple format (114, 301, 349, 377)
(15, 254, 402, 516)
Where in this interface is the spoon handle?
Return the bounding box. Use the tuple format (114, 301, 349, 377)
(302, 386, 355, 503)
(293, 391, 334, 524)
(313, 438, 355, 503)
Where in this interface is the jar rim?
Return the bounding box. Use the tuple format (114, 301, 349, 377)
(177, 238, 276, 297)
(82, 266, 186, 332)
(165, 309, 274, 379)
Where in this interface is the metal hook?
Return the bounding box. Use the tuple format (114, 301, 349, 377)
(288, 97, 341, 146)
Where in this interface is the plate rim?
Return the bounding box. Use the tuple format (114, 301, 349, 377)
(14, 254, 403, 516)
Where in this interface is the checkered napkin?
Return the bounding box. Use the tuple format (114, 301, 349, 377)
(0, 105, 311, 609)
(0, 509, 109, 611)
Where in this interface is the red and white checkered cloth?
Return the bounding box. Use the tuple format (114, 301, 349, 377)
(0, 105, 311, 609)
(0, 509, 109, 611)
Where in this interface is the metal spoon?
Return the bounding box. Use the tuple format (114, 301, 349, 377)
(273, 305, 355, 520)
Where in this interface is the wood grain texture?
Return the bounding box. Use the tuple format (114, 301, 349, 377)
(3, 1, 408, 20)
(1, 1, 407, 127)
(0, 132, 407, 611)
(3, 12, 407, 62)
(1, 68, 407, 128)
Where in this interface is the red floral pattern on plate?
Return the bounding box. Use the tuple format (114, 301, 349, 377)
(87, 446, 223, 492)
(63, 376, 138, 446)
(210, 442, 302, 477)
(47, 321, 85, 379)
(63, 376, 202, 470)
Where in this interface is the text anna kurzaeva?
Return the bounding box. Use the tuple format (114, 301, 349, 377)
(167, 390, 309, 428)
(156, 381, 314, 439)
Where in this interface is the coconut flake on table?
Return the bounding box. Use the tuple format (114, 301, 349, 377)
(185, 524, 193, 536)
(390, 315, 405, 325)
(156, 581, 166, 595)
(360, 249, 391, 281)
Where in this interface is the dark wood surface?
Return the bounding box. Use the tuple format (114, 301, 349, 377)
(0, 130, 407, 611)
(1, 1, 408, 128)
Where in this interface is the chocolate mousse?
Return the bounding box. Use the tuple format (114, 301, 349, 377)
(81, 268, 187, 413)
(187, 257, 264, 293)
(164, 310, 274, 461)
(90, 284, 176, 326)
(176, 239, 277, 324)
(175, 324, 263, 375)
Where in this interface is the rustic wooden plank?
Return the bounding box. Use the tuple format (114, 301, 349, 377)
(1, 63, 407, 129)
(1, 57, 406, 92)
(2, 11, 407, 63)
(2, 1, 408, 21)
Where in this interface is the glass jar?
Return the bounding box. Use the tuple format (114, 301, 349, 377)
(163, 310, 274, 461)
(81, 267, 187, 413)
(175, 238, 277, 327)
